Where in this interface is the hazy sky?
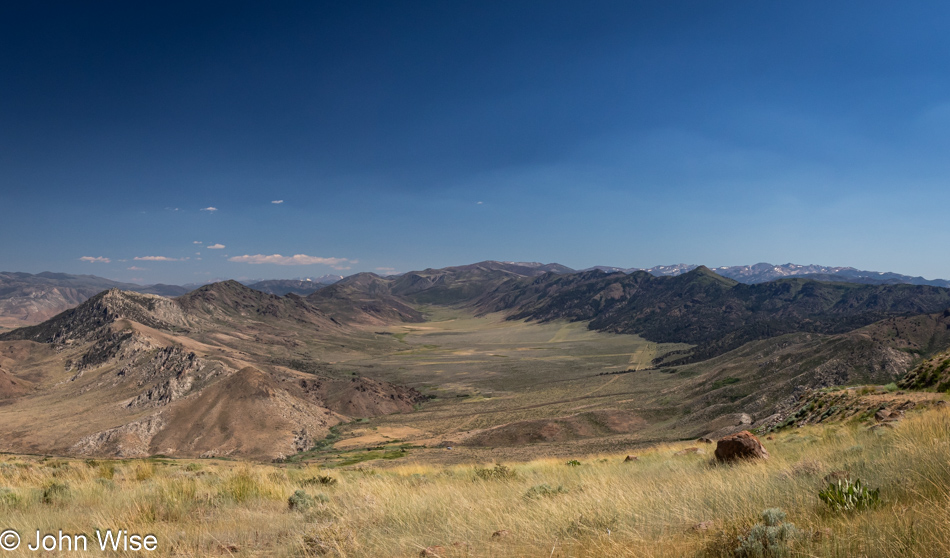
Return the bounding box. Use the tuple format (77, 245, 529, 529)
(3, 1, 950, 284)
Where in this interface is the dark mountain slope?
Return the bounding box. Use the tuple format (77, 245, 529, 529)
(589, 262, 950, 288)
(246, 279, 330, 296)
(176, 280, 332, 327)
(306, 273, 424, 324)
(663, 308, 950, 437)
(477, 267, 950, 363)
(390, 260, 573, 305)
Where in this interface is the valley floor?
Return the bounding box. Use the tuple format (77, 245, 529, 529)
(2, 398, 949, 557)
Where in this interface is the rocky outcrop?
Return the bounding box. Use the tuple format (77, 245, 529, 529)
(292, 375, 427, 417)
(715, 430, 769, 462)
(71, 414, 167, 458)
(121, 347, 225, 408)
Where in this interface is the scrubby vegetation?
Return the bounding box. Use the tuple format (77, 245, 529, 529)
(1, 404, 950, 556)
(818, 478, 881, 512)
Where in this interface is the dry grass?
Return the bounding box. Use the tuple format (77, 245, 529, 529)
(2, 406, 950, 557)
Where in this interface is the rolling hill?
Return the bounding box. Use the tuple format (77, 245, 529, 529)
(0, 284, 423, 460)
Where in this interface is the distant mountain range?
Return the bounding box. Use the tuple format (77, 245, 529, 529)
(1, 262, 948, 329)
(243, 276, 344, 296)
(588, 262, 950, 288)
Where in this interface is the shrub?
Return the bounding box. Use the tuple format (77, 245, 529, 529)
(566, 459, 581, 467)
(133, 462, 155, 481)
(735, 508, 801, 558)
(288, 489, 314, 511)
(288, 490, 328, 511)
(818, 478, 880, 512)
(41, 482, 70, 505)
(184, 463, 202, 472)
(0, 487, 20, 507)
(712, 377, 742, 390)
(301, 475, 338, 486)
(222, 470, 264, 503)
(473, 464, 516, 481)
(524, 483, 568, 499)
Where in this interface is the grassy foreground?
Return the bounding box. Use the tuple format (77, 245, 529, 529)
(2, 405, 950, 557)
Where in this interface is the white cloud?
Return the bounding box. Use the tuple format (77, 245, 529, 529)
(127, 266, 145, 270)
(193, 241, 202, 245)
(207, 243, 226, 249)
(271, 200, 283, 204)
(134, 256, 179, 262)
(477, 201, 483, 204)
(228, 254, 356, 269)
(200, 207, 218, 212)
(79, 256, 110, 263)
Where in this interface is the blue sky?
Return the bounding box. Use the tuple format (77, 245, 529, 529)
(3, 1, 950, 284)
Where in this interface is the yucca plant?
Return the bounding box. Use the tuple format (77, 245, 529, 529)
(818, 478, 880, 512)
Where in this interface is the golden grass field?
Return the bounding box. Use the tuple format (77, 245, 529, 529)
(2, 399, 949, 557)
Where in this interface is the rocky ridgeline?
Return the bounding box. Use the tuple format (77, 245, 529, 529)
(898, 348, 950, 391)
(0, 289, 190, 344)
(762, 386, 944, 431)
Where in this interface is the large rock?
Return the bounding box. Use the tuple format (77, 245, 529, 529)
(714, 430, 769, 462)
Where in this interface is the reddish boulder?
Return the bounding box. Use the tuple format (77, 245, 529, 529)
(714, 430, 769, 462)
(624, 455, 639, 462)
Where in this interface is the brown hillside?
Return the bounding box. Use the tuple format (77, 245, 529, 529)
(0, 367, 31, 400)
(461, 410, 646, 447)
(148, 367, 338, 460)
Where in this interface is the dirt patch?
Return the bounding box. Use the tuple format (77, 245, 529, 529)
(333, 426, 427, 449)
